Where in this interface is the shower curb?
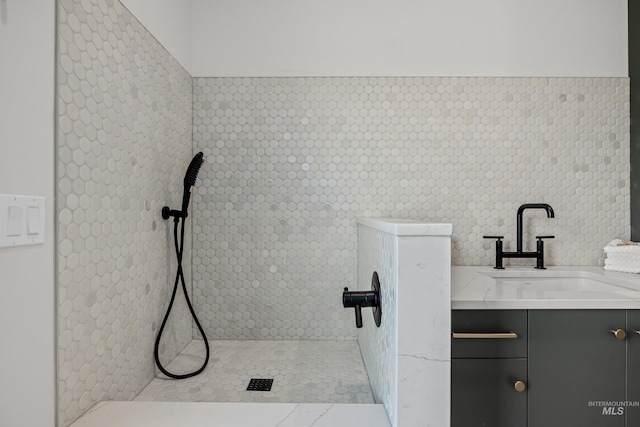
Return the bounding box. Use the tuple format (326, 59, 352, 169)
(69, 401, 391, 427)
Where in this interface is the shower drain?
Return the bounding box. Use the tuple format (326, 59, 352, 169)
(247, 378, 273, 391)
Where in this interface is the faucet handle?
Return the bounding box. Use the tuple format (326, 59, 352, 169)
(534, 236, 554, 269)
(483, 236, 505, 269)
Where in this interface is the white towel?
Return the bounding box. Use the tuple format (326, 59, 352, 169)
(604, 239, 640, 273)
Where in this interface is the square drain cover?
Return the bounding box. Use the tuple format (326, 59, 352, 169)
(247, 378, 273, 391)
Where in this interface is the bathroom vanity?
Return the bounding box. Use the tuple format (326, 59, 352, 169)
(451, 267, 640, 427)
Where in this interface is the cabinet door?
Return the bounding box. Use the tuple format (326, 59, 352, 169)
(627, 310, 640, 426)
(529, 310, 626, 427)
(451, 358, 527, 427)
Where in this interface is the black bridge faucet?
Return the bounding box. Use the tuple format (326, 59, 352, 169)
(484, 203, 555, 269)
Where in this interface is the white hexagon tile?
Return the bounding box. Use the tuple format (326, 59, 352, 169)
(192, 76, 629, 341)
(134, 340, 373, 404)
(355, 226, 397, 419)
(57, 0, 192, 425)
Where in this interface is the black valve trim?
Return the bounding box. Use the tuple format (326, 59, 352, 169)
(371, 271, 381, 327)
(343, 271, 382, 328)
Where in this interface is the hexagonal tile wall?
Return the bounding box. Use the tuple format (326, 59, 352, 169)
(193, 76, 629, 340)
(57, 0, 192, 426)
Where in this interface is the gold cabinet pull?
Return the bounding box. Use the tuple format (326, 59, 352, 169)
(451, 332, 518, 339)
(514, 380, 526, 392)
(611, 329, 626, 340)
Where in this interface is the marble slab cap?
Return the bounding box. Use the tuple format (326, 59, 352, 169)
(357, 218, 453, 236)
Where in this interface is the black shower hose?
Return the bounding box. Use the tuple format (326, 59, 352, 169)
(153, 215, 210, 379)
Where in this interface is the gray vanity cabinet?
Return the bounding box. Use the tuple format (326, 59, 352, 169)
(528, 310, 627, 427)
(452, 309, 640, 427)
(451, 310, 528, 427)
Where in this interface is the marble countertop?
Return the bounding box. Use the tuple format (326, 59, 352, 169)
(452, 266, 640, 309)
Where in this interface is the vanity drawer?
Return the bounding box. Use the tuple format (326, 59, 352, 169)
(452, 310, 527, 358)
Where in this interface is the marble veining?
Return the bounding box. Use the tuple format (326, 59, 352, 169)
(452, 266, 640, 309)
(394, 232, 451, 427)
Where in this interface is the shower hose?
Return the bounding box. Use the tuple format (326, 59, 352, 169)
(153, 214, 210, 379)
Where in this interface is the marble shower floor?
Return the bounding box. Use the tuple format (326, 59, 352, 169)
(135, 340, 375, 404)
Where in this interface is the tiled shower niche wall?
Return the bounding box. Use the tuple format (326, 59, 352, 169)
(57, 0, 192, 426)
(193, 77, 629, 340)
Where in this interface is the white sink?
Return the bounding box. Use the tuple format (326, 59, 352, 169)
(493, 277, 618, 291)
(491, 277, 622, 292)
(479, 270, 638, 299)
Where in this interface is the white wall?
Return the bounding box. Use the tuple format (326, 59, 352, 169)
(190, 0, 628, 77)
(120, 0, 193, 72)
(0, 1, 56, 427)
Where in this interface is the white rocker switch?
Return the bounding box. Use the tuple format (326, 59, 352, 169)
(27, 206, 41, 235)
(6, 205, 22, 237)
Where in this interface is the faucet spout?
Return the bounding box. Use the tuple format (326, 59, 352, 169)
(516, 203, 554, 253)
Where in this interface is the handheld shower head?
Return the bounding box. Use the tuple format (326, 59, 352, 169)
(181, 152, 204, 213)
(184, 151, 204, 189)
(162, 152, 205, 220)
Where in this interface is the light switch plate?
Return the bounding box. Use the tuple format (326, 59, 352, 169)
(0, 194, 46, 248)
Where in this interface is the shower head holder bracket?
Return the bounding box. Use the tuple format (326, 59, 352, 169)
(162, 206, 187, 220)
